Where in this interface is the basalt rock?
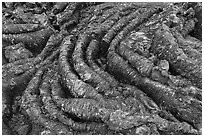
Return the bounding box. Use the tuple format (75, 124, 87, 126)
(2, 2, 202, 135)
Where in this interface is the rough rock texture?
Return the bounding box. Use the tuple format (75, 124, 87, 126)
(2, 2, 202, 135)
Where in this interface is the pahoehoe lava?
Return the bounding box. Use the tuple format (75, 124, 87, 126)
(2, 2, 202, 135)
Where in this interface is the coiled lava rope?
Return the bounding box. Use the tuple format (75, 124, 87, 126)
(2, 2, 202, 135)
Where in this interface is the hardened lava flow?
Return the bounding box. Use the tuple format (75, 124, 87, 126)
(2, 2, 202, 135)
